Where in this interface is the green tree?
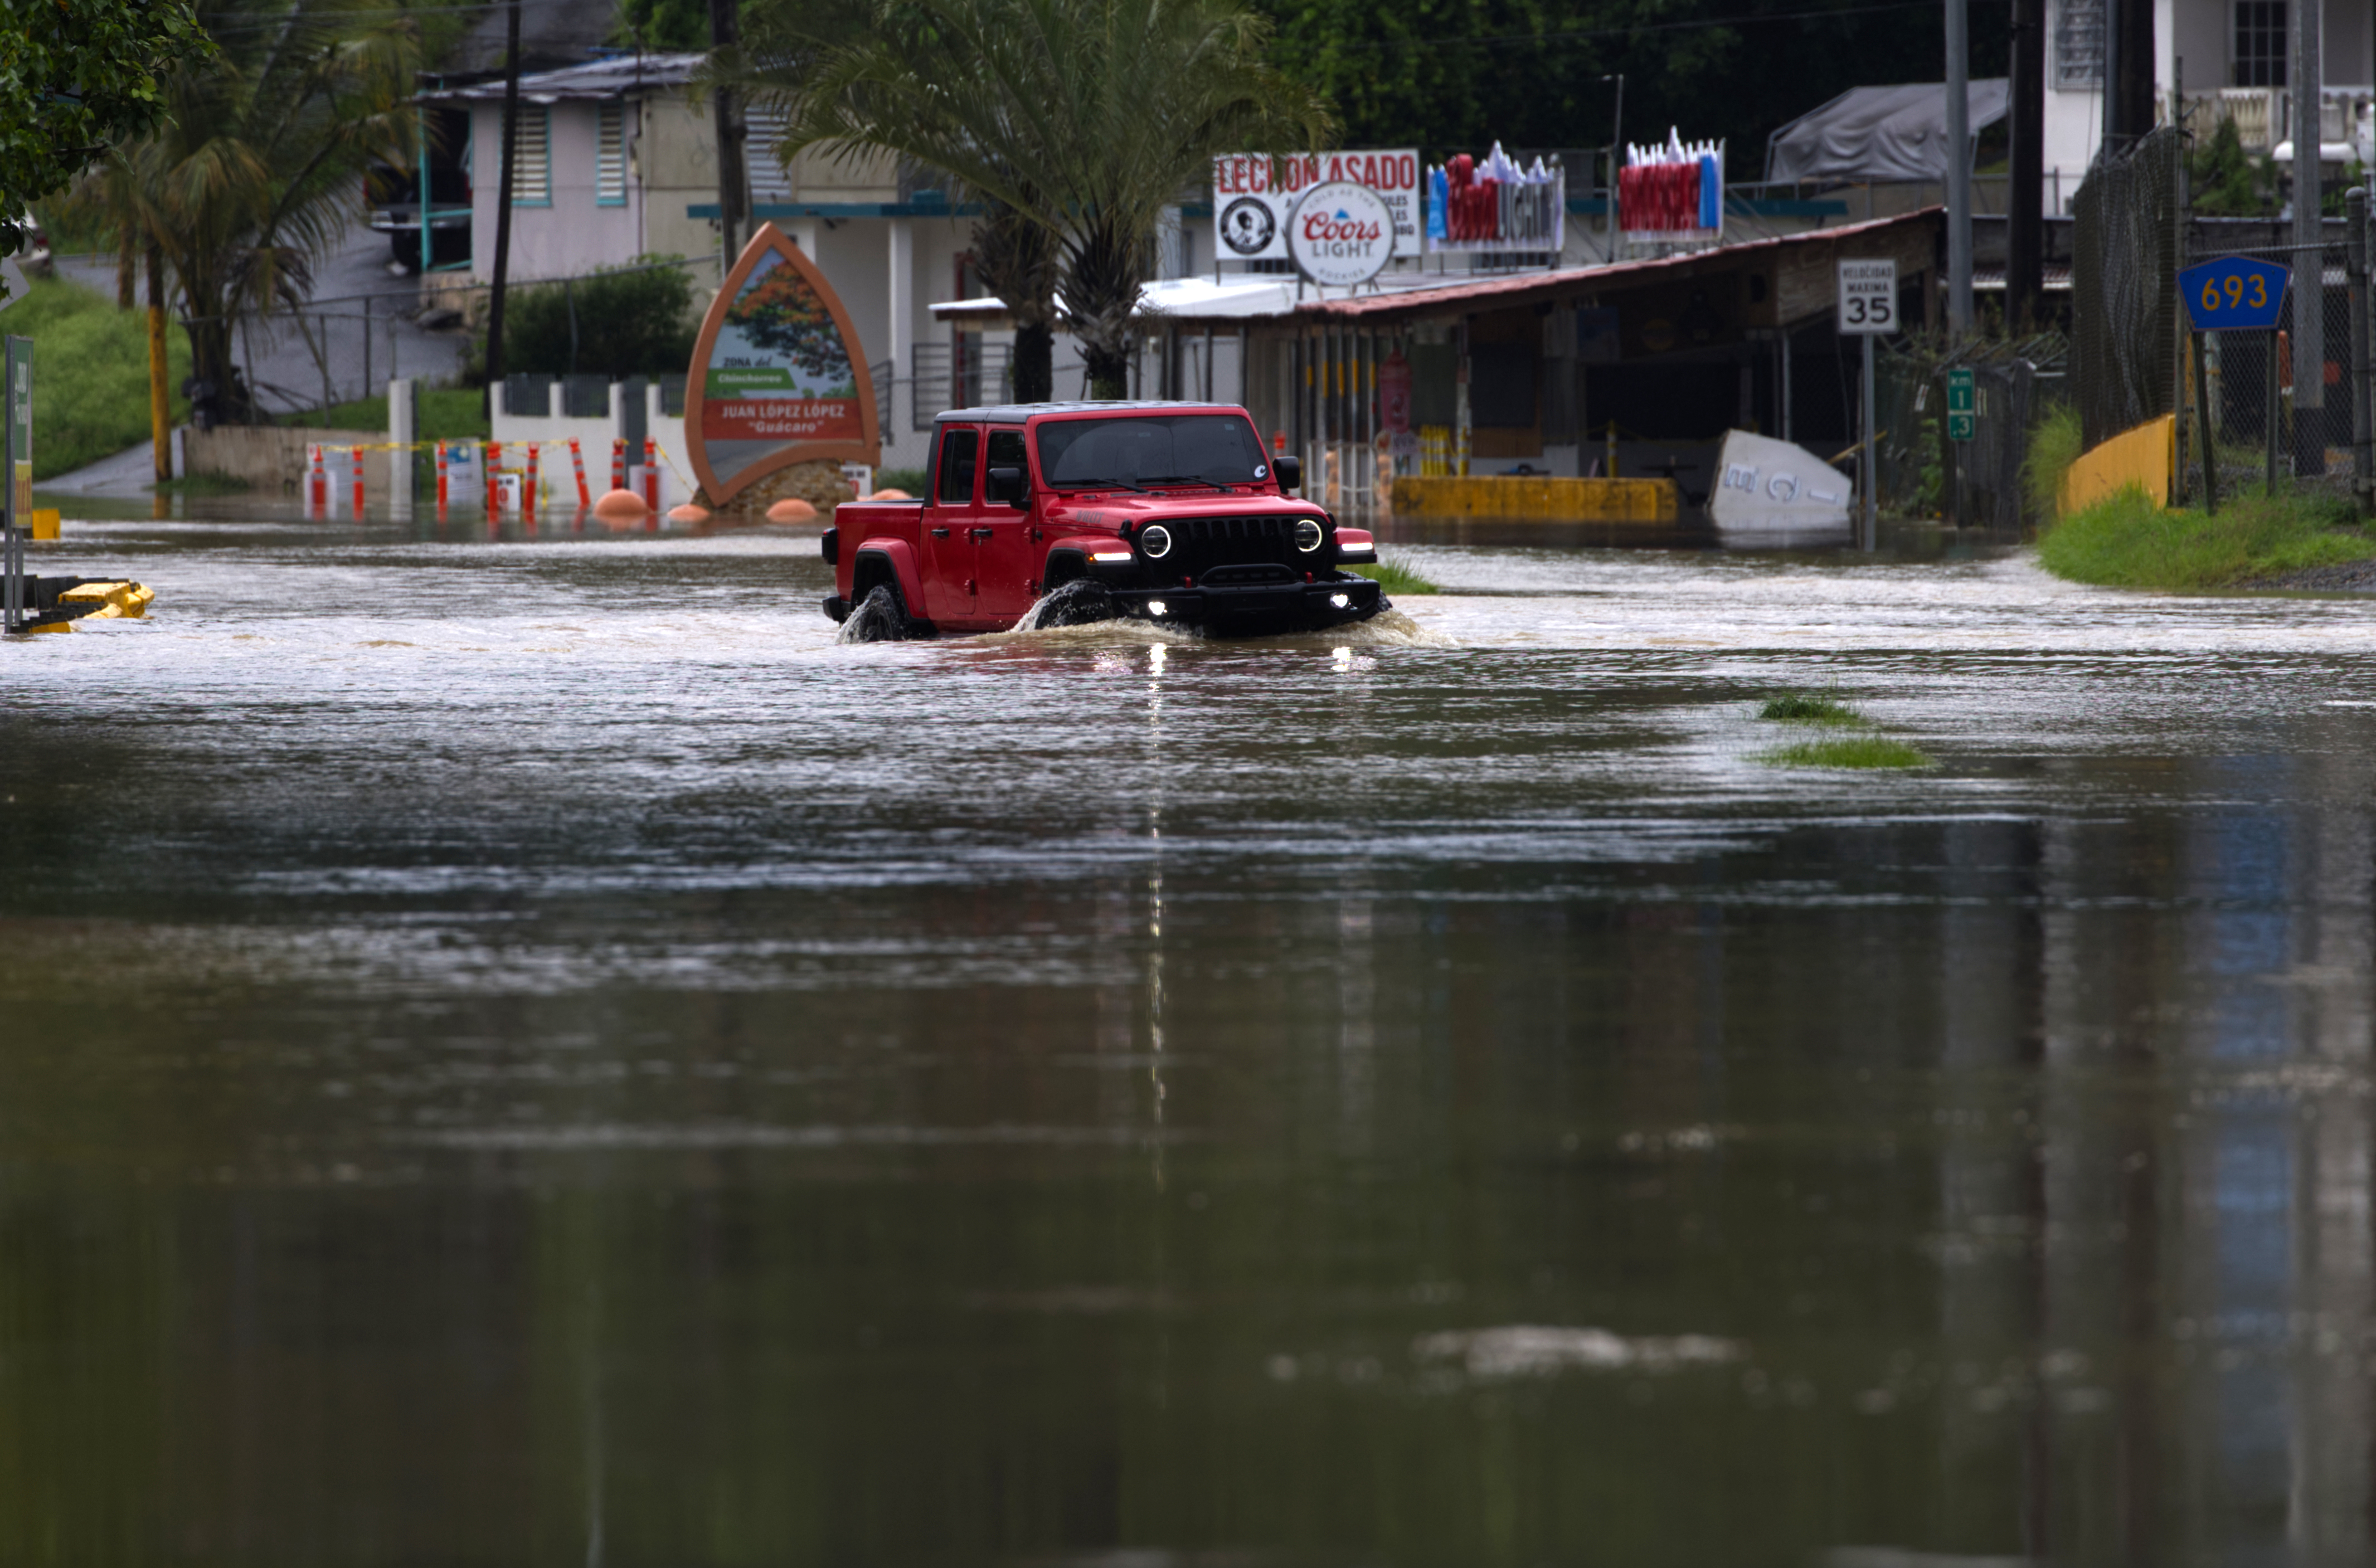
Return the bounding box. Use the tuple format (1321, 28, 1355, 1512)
(2189, 118, 2275, 216)
(725, 0, 1332, 399)
(1248, 0, 2004, 180)
(94, 0, 421, 425)
(0, 0, 208, 287)
(499, 257, 700, 380)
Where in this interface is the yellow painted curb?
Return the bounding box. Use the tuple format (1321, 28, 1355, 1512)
(2061, 414, 2175, 514)
(1391, 475, 1679, 522)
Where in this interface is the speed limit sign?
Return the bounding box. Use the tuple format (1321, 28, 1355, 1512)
(1837, 259, 1897, 333)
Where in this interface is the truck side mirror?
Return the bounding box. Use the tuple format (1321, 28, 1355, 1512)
(1275, 455, 1301, 491)
(987, 465, 1027, 507)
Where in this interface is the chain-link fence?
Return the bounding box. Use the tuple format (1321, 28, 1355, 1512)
(2071, 128, 2183, 450)
(2171, 236, 2363, 504)
(1877, 335, 2069, 527)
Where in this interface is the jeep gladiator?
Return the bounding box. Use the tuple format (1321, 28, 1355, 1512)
(821, 401, 1386, 638)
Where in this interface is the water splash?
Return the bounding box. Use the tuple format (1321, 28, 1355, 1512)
(1010, 578, 1119, 632)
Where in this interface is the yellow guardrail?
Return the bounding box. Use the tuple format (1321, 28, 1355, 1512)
(1391, 474, 1679, 522)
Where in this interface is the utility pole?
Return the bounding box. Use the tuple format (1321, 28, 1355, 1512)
(147, 247, 169, 483)
(1945, 0, 1972, 333)
(2112, 0, 2154, 141)
(711, 0, 747, 266)
(2006, 0, 2044, 325)
(483, 0, 522, 418)
(2290, 0, 2324, 475)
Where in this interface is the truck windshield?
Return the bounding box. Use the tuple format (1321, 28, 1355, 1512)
(1034, 415, 1268, 489)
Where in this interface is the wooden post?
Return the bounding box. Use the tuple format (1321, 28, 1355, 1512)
(2194, 331, 2217, 515)
(2348, 187, 2372, 517)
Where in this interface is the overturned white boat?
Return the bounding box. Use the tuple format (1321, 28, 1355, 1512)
(1707, 430, 1854, 542)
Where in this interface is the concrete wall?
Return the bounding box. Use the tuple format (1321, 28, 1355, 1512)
(186, 426, 390, 500)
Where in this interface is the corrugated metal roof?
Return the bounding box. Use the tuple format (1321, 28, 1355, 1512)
(420, 52, 704, 104)
(1303, 208, 1942, 322)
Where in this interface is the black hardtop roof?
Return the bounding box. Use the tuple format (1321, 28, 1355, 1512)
(934, 400, 1247, 425)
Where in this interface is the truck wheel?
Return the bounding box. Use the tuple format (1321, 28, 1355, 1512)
(1014, 578, 1115, 630)
(838, 582, 912, 642)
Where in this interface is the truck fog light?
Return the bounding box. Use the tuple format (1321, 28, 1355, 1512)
(1330, 592, 1350, 608)
(1146, 599, 1169, 617)
(1294, 519, 1324, 552)
(1140, 525, 1172, 558)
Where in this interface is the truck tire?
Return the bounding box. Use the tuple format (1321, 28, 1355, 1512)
(838, 582, 912, 642)
(1014, 577, 1115, 630)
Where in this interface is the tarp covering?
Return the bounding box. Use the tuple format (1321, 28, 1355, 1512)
(1764, 81, 2009, 184)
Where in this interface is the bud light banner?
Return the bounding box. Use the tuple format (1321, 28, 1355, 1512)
(1212, 150, 1421, 261)
(1423, 144, 1564, 255)
(686, 222, 881, 503)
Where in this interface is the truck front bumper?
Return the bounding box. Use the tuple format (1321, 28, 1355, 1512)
(1107, 573, 1385, 635)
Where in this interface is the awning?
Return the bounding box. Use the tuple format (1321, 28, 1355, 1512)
(1764, 81, 2009, 184)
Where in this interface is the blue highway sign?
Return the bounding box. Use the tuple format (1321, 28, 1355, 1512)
(2178, 256, 2290, 332)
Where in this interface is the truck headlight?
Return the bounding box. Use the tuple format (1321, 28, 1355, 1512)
(1140, 525, 1172, 559)
(1294, 519, 1324, 552)
(1146, 599, 1169, 617)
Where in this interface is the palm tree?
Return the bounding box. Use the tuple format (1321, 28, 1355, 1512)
(723, 0, 1333, 399)
(968, 196, 1061, 402)
(93, 1, 421, 425)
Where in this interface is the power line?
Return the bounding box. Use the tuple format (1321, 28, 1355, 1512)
(1314, 0, 2010, 55)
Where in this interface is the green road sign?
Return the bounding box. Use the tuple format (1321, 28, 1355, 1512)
(1946, 367, 1975, 443)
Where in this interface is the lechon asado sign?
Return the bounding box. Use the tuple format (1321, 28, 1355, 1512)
(1212, 151, 1420, 261)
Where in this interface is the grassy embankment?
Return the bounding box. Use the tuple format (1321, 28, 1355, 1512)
(283, 389, 490, 442)
(1756, 693, 1929, 770)
(2028, 405, 2376, 588)
(3, 275, 190, 479)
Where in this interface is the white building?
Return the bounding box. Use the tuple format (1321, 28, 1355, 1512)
(2043, 0, 2372, 211)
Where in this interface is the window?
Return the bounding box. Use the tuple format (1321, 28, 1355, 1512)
(504, 105, 550, 206)
(744, 106, 793, 206)
(1034, 415, 1267, 489)
(596, 101, 627, 205)
(2054, 0, 2102, 89)
(986, 429, 1027, 485)
(936, 427, 979, 505)
(2232, 1, 2286, 87)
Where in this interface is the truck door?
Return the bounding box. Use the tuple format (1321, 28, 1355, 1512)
(973, 427, 1039, 620)
(924, 424, 982, 621)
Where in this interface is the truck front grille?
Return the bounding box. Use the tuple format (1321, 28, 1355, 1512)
(1163, 515, 1313, 579)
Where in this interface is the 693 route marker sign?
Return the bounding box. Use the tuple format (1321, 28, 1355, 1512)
(2178, 256, 2290, 332)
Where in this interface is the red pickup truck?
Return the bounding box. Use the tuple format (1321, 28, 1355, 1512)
(822, 401, 1386, 638)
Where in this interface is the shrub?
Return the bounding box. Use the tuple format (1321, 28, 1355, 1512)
(1760, 693, 1861, 724)
(478, 256, 698, 379)
(2020, 403, 2083, 522)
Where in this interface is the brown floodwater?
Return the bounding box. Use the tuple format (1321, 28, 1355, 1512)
(6, 501, 2376, 1566)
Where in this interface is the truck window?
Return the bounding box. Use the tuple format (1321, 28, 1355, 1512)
(1034, 414, 1265, 489)
(936, 428, 980, 504)
(986, 428, 1026, 476)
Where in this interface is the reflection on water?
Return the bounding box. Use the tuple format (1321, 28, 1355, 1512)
(7, 502, 2376, 1564)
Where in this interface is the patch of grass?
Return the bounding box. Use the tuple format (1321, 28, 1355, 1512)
(150, 471, 252, 495)
(2020, 403, 2083, 521)
(1345, 556, 1440, 595)
(872, 466, 929, 495)
(1763, 735, 1931, 770)
(2037, 485, 2372, 589)
(1760, 693, 1862, 724)
(2, 274, 191, 478)
(279, 388, 489, 441)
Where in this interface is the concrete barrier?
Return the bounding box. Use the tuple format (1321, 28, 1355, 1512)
(2061, 413, 2174, 514)
(185, 425, 387, 499)
(1390, 474, 1679, 522)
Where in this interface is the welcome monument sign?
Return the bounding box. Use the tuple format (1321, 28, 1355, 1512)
(687, 223, 881, 503)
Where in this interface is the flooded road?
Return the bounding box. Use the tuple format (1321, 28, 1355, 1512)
(7, 507, 2376, 1565)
